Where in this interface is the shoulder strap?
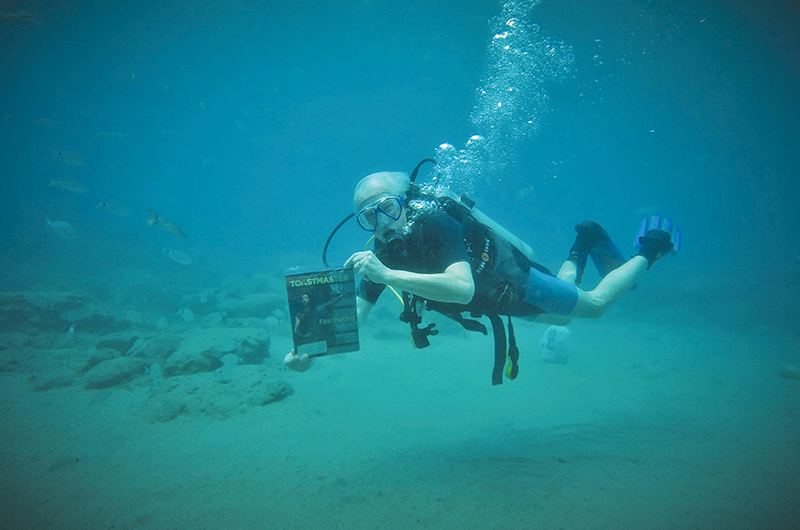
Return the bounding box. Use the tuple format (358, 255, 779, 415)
(488, 314, 520, 385)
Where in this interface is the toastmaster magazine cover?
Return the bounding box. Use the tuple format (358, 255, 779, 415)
(285, 268, 359, 357)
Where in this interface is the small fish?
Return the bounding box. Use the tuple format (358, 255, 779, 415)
(213, 363, 234, 382)
(164, 248, 193, 265)
(1, 10, 41, 24)
(66, 323, 75, 337)
(176, 307, 195, 321)
(146, 210, 187, 239)
(54, 149, 86, 167)
(50, 179, 90, 194)
(162, 130, 180, 138)
(32, 118, 60, 128)
(635, 206, 661, 217)
(46, 217, 79, 240)
(205, 312, 223, 325)
(96, 202, 131, 216)
(146, 209, 158, 227)
(95, 131, 131, 140)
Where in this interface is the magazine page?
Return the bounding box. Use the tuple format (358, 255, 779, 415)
(285, 268, 359, 357)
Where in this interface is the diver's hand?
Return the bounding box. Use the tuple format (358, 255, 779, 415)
(284, 350, 315, 372)
(345, 251, 392, 284)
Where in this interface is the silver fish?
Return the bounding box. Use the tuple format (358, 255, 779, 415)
(95, 131, 131, 140)
(176, 307, 195, 321)
(32, 118, 60, 128)
(50, 179, 90, 194)
(147, 209, 187, 239)
(164, 248, 193, 265)
(1, 10, 40, 24)
(96, 202, 131, 216)
(54, 150, 86, 167)
(46, 217, 79, 240)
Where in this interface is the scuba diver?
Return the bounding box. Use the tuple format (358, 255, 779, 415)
(285, 161, 679, 383)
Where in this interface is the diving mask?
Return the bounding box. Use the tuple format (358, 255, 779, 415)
(355, 195, 405, 232)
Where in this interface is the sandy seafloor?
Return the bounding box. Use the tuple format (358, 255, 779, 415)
(1, 265, 799, 530)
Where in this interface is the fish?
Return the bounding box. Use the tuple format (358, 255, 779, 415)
(95, 131, 131, 140)
(634, 206, 661, 217)
(46, 217, 79, 240)
(66, 323, 75, 337)
(54, 149, 86, 167)
(1, 10, 41, 24)
(164, 248, 193, 265)
(146, 209, 158, 227)
(50, 179, 91, 194)
(96, 202, 131, 216)
(213, 363, 234, 382)
(146, 210, 187, 239)
(32, 118, 60, 128)
(205, 312, 224, 325)
(176, 308, 195, 321)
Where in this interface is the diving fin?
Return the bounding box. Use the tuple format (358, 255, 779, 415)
(569, 220, 626, 283)
(589, 234, 626, 277)
(634, 216, 681, 268)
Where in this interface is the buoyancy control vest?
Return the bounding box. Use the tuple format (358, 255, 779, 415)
(387, 171, 554, 385)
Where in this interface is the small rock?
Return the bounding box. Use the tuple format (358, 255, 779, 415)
(140, 366, 292, 422)
(28, 368, 75, 391)
(80, 348, 121, 374)
(82, 357, 148, 389)
(127, 334, 182, 361)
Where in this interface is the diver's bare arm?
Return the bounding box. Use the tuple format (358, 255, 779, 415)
(346, 252, 474, 305)
(384, 261, 475, 304)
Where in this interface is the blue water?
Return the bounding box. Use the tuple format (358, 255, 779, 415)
(2, 0, 798, 325)
(1, 1, 799, 528)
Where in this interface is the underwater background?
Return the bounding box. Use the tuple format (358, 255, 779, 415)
(1, 0, 798, 529)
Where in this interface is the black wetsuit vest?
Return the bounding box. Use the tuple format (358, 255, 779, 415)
(359, 206, 550, 384)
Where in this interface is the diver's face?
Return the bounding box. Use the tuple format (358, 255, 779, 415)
(374, 206, 407, 243)
(356, 192, 408, 243)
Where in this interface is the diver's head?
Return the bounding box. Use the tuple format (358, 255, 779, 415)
(353, 171, 410, 243)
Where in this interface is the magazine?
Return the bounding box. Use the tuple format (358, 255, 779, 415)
(285, 267, 359, 357)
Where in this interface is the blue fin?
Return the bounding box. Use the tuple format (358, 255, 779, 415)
(571, 220, 628, 283)
(589, 237, 626, 277)
(634, 215, 681, 254)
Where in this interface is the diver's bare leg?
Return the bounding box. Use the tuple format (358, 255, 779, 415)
(556, 260, 579, 284)
(569, 256, 649, 318)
